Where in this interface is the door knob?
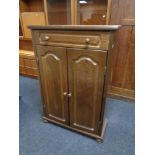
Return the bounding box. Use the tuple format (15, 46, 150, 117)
(68, 93, 72, 97)
(85, 38, 90, 44)
(63, 92, 68, 96)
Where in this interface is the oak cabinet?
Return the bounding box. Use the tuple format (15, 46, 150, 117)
(30, 25, 120, 142)
(19, 0, 135, 101)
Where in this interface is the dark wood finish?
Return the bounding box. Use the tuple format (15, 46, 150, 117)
(110, 0, 135, 25)
(36, 46, 69, 124)
(32, 30, 111, 50)
(108, 86, 135, 101)
(28, 25, 121, 30)
(19, 39, 33, 51)
(42, 116, 107, 141)
(110, 26, 134, 89)
(107, 0, 135, 100)
(67, 48, 107, 134)
(30, 25, 119, 141)
(20, 0, 135, 100)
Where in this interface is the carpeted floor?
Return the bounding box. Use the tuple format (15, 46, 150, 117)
(19, 76, 135, 155)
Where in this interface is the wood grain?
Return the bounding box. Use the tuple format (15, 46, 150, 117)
(67, 48, 107, 134)
(108, 0, 135, 100)
(37, 31, 111, 50)
(30, 26, 119, 140)
(36, 46, 69, 125)
(19, 39, 33, 51)
(19, 50, 38, 77)
(108, 26, 135, 99)
(110, 0, 135, 25)
(20, 0, 44, 12)
(21, 12, 46, 38)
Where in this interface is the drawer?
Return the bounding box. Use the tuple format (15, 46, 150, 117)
(33, 31, 111, 50)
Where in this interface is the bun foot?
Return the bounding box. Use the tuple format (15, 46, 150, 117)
(96, 139, 103, 144)
(43, 119, 48, 123)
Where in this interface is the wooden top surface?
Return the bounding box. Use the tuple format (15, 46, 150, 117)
(28, 25, 121, 31)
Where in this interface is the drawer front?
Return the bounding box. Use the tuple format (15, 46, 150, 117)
(33, 31, 111, 50)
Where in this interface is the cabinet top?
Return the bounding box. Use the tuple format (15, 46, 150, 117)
(28, 25, 121, 31)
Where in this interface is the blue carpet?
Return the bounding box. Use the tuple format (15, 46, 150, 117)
(19, 76, 135, 155)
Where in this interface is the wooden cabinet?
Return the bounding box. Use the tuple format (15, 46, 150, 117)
(30, 25, 120, 142)
(19, 0, 135, 101)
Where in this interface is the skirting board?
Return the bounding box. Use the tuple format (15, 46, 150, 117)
(108, 86, 135, 101)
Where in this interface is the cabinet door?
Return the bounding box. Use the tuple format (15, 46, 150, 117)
(36, 46, 69, 124)
(67, 49, 107, 134)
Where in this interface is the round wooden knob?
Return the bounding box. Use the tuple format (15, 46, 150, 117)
(44, 36, 50, 41)
(102, 14, 106, 18)
(85, 38, 90, 44)
(68, 93, 72, 97)
(63, 92, 67, 96)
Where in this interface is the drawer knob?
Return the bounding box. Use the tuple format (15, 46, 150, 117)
(68, 93, 72, 97)
(63, 92, 67, 96)
(85, 38, 90, 44)
(44, 36, 50, 41)
(102, 14, 106, 18)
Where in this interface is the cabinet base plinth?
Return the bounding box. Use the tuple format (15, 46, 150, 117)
(42, 116, 108, 143)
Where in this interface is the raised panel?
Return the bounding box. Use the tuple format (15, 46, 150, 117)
(110, 0, 135, 25)
(37, 46, 68, 124)
(68, 49, 107, 134)
(109, 26, 135, 98)
(108, 0, 135, 100)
